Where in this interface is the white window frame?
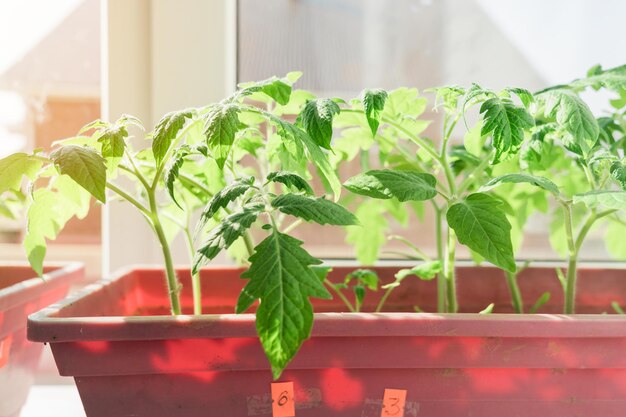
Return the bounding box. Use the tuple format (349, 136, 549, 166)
(100, 0, 237, 275)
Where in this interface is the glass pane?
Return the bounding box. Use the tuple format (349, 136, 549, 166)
(238, 0, 624, 260)
(0, 0, 101, 272)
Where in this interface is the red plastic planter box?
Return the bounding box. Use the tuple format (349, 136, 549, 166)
(0, 262, 83, 417)
(28, 264, 626, 417)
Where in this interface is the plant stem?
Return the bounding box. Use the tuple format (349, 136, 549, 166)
(375, 287, 394, 313)
(444, 226, 458, 313)
(562, 203, 577, 314)
(183, 225, 202, 315)
(434, 203, 446, 313)
(504, 269, 524, 314)
(324, 279, 356, 312)
(147, 188, 182, 315)
(387, 235, 431, 261)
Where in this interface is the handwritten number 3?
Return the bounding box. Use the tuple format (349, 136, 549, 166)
(385, 397, 400, 416)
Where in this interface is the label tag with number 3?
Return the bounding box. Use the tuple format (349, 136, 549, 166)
(381, 388, 407, 417)
(271, 381, 295, 417)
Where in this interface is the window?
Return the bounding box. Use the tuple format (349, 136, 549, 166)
(238, 0, 625, 260)
(0, 0, 101, 278)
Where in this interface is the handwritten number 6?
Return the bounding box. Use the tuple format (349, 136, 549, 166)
(277, 390, 289, 407)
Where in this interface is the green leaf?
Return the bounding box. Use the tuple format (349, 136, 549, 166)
(152, 110, 194, 166)
(266, 171, 313, 195)
(0, 153, 43, 193)
(573, 190, 626, 211)
(204, 104, 241, 169)
(193, 203, 263, 272)
(271, 194, 358, 225)
(346, 200, 387, 264)
(236, 231, 331, 378)
(605, 221, 626, 260)
(571, 64, 626, 92)
(299, 98, 341, 150)
(361, 88, 388, 136)
(24, 175, 91, 274)
(611, 161, 626, 190)
(343, 169, 437, 202)
(479, 303, 495, 314)
(537, 89, 599, 155)
(506, 87, 534, 108)
(480, 97, 534, 163)
(273, 119, 342, 199)
(200, 176, 255, 220)
(345, 269, 379, 290)
(482, 173, 560, 196)
(239, 76, 294, 105)
(381, 87, 427, 118)
(164, 147, 190, 208)
(50, 145, 107, 203)
(394, 261, 442, 282)
(97, 126, 127, 159)
(447, 193, 516, 272)
(529, 292, 551, 314)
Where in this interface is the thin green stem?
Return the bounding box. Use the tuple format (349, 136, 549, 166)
(562, 203, 577, 314)
(282, 219, 303, 235)
(444, 226, 458, 313)
(105, 182, 151, 218)
(375, 286, 394, 313)
(339, 108, 441, 163)
(434, 204, 446, 313)
(457, 152, 493, 195)
(387, 235, 431, 261)
(324, 279, 356, 313)
(504, 269, 524, 314)
(183, 225, 202, 315)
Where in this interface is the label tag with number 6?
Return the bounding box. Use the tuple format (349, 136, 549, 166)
(381, 388, 407, 417)
(271, 381, 295, 417)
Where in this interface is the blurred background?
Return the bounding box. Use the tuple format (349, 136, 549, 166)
(1, 0, 624, 284)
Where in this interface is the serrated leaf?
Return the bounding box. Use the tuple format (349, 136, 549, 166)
(273, 118, 341, 199)
(537, 89, 599, 155)
(506, 87, 533, 108)
(0, 153, 43, 193)
(361, 88, 387, 136)
(480, 97, 534, 163)
(204, 104, 241, 169)
(571, 64, 626, 92)
(344, 169, 437, 202)
(447, 193, 515, 272)
(611, 161, 626, 190)
(573, 190, 626, 211)
(346, 200, 387, 264)
(266, 171, 313, 195)
(200, 176, 255, 220)
(164, 147, 190, 208)
(152, 110, 193, 166)
(236, 231, 331, 378)
(482, 173, 560, 196)
(345, 269, 379, 290)
(299, 98, 340, 150)
(239, 76, 293, 105)
(193, 203, 263, 272)
(395, 261, 441, 282)
(97, 126, 127, 159)
(271, 194, 357, 225)
(50, 145, 107, 203)
(24, 175, 90, 274)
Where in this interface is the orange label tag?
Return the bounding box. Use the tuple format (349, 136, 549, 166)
(381, 388, 407, 417)
(271, 381, 295, 417)
(0, 335, 13, 369)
